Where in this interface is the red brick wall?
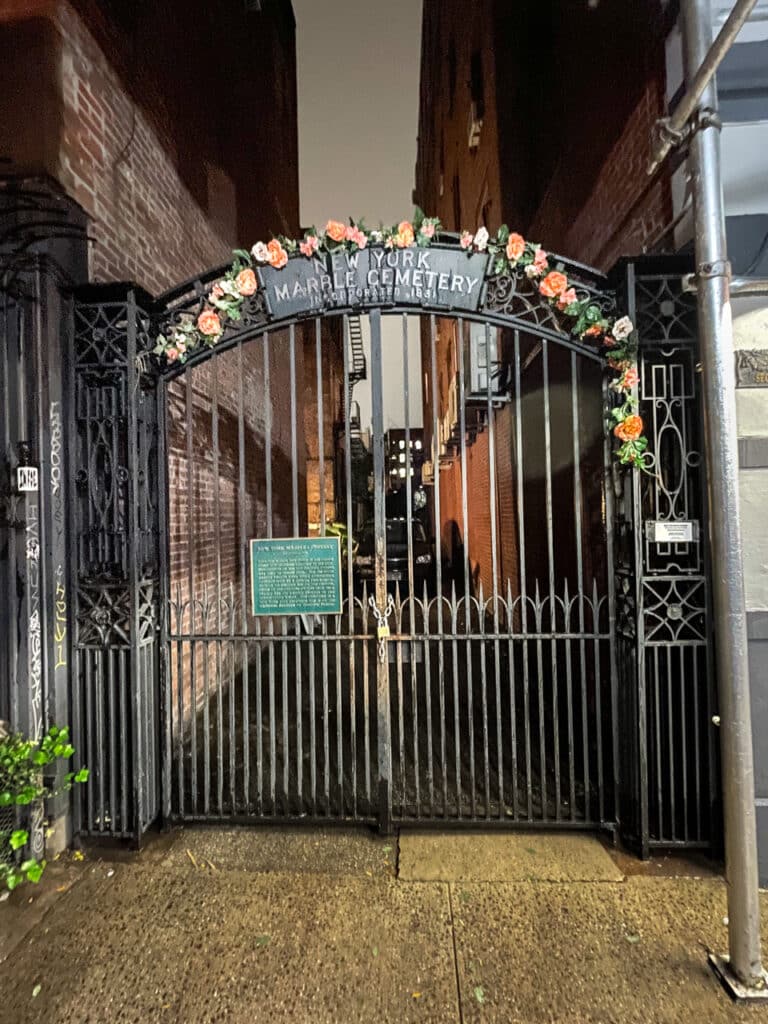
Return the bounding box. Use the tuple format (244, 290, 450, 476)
(0, 0, 299, 290)
(416, 0, 673, 270)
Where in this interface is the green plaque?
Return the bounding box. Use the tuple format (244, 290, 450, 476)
(250, 537, 342, 616)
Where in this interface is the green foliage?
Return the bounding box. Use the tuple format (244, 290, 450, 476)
(0, 724, 88, 891)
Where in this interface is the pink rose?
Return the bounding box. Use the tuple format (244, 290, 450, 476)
(300, 236, 319, 257)
(209, 284, 224, 301)
(460, 231, 474, 250)
(557, 287, 577, 310)
(534, 248, 548, 270)
(353, 227, 367, 249)
(166, 347, 180, 362)
(421, 222, 435, 239)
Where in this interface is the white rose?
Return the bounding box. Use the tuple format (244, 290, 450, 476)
(251, 241, 270, 263)
(612, 316, 634, 341)
(525, 264, 540, 279)
(220, 280, 240, 297)
(474, 226, 490, 251)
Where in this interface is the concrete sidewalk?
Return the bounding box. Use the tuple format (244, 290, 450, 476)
(0, 828, 766, 1023)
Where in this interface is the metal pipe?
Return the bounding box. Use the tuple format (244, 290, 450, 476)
(681, 0, 766, 995)
(684, 274, 768, 296)
(649, 0, 758, 174)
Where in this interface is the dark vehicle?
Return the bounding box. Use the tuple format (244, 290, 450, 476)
(353, 517, 434, 591)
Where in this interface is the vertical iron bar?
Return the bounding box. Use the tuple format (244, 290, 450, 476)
(542, 339, 559, 819)
(342, 316, 355, 814)
(514, 332, 533, 819)
(370, 309, 392, 831)
(403, 314, 419, 816)
(290, 324, 300, 814)
(212, 359, 224, 815)
(263, 332, 276, 814)
(601, 374, 620, 828)
(457, 320, 476, 818)
(184, 368, 196, 812)
(238, 343, 249, 811)
(486, 323, 501, 818)
(429, 314, 447, 815)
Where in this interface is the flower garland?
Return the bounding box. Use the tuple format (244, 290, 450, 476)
(154, 210, 648, 469)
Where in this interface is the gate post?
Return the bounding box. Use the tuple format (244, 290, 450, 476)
(68, 283, 162, 842)
(611, 255, 718, 858)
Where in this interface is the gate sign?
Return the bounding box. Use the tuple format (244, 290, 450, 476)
(16, 466, 39, 492)
(257, 245, 490, 320)
(250, 537, 342, 616)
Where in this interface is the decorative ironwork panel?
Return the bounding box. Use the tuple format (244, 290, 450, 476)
(69, 286, 162, 840)
(613, 257, 718, 856)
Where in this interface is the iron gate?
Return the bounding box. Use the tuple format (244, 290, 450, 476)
(156, 249, 619, 832)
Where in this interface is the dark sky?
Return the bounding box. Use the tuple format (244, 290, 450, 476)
(293, 0, 423, 229)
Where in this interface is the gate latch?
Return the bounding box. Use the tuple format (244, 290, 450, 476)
(369, 594, 395, 664)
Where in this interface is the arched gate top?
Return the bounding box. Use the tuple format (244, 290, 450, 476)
(149, 219, 646, 467)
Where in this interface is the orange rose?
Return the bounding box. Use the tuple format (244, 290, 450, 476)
(396, 220, 415, 247)
(197, 309, 222, 337)
(614, 414, 644, 442)
(267, 239, 288, 269)
(325, 220, 347, 243)
(584, 324, 603, 338)
(506, 232, 525, 261)
(539, 271, 569, 298)
(236, 268, 257, 296)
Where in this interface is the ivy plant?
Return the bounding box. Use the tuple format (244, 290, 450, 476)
(0, 725, 88, 891)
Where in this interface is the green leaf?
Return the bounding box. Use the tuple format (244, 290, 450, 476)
(21, 859, 45, 884)
(496, 224, 509, 244)
(474, 986, 486, 1004)
(10, 829, 28, 851)
(74, 768, 90, 784)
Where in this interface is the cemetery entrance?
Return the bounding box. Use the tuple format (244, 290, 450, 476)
(65, 237, 718, 849)
(157, 241, 619, 832)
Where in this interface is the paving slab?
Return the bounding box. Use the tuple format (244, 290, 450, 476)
(398, 831, 624, 882)
(450, 876, 768, 1023)
(157, 825, 397, 877)
(0, 858, 458, 1024)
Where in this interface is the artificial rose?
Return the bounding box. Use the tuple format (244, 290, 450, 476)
(584, 324, 603, 338)
(474, 226, 490, 251)
(421, 222, 436, 239)
(236, 269, 257, 296)
(325, 220, 347, 243)
(251, 241, 270, 263)
(197, 309, 222, 337)
(612, 315, 634, 341)
(347, 226, 367, 249)
(266, 239, 288, 269)
(614, 414, 644, 442)
(300, 235, 319, 257)
(166, 347, 180, 363)
(524, 264, 540, 279)
(533, 248, 549, 271)
(208, 283, 224, 301)
(396, 221, 415, 247)
(506, 233, 525, 261)
(621, 367, 640, 390)
(607, 357, 632, 372)
(539, 271, 569, 298)
(460, 231, 474, 250)
(557, 287, 578, 310)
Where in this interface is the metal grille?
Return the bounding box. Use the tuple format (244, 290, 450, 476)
(615, 258, 718, 855)
(163, 309, 618, 830)
(69, 290, 162, 838)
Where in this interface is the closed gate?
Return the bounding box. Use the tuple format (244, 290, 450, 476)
(158, 239, 619, 832)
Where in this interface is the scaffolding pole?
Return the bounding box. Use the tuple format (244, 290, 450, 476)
(680, 0, 768, 999)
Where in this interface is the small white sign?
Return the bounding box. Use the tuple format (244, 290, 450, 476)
(17, 466, 39, 493)
(649, 520, 694, 543)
